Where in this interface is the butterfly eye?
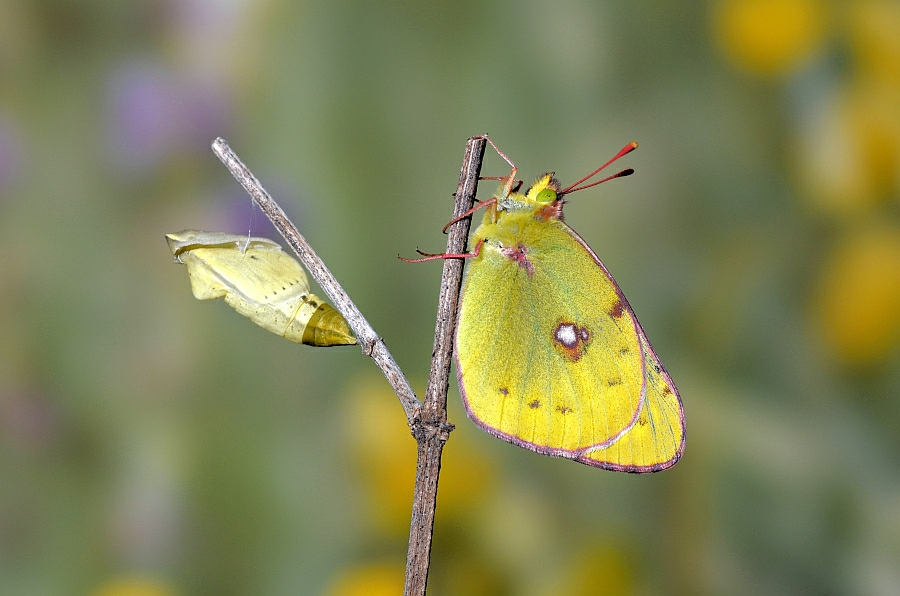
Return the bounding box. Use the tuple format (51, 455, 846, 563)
(535, 188, 557, 204)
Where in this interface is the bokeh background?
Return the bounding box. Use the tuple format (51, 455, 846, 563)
(2, 1, 900, 594)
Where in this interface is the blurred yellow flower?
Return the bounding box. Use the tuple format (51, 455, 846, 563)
(91, 577, 176, 596)
(343, 377, 495, 537)
(713, 0, 828, 77)
(437, 556, 509, 596)
(324, 562, 404, 596)
(344, 378, 418, 536)
(545, 544, 635, 596)
(796, 81, 900, 218)
(850, 1, 900, 85)
(436, 415, 495, 522)
(814, 224, 900, 365)
(849, 84, 900, 202)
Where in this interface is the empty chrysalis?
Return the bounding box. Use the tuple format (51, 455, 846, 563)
(166, 230, 356, 347)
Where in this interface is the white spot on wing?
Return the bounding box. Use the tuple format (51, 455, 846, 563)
(556, 323, 577, 347)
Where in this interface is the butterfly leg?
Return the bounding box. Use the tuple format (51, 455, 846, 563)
(473, 135, 519, 199)
(399, 239, 484, 263)
(442, 198, 498, 233)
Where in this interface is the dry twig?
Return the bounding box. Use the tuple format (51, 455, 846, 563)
(211, 136, 487, 596)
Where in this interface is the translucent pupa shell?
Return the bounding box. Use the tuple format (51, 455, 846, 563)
(166, 230, 356, 347)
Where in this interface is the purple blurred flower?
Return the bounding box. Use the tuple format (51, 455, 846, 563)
(106, 59, 231, 173)
(107, 61, 179, 170)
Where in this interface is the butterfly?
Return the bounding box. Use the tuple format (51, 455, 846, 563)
(166, 230, 356, 347)
(410, 139, 684, 472)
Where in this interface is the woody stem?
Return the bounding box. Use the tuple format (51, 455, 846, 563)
(403, 135, 486, 596)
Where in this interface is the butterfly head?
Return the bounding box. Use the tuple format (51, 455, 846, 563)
(526, 173, 562, 204)
(489, 142, 637, 223)
(526, 173, 566, 221)
(497, 173, 564, 216)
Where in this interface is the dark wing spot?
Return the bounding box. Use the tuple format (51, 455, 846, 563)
(619, 347, 630, 355)
(654, 363, 662, 373)
(610, 299, 625, 318)
(607, 377, 622, 386)
(498, 387, 509, 395)
(555, 405, 572, 415)
(250, 255, 259, 260)
(662, 386, 672, 395)
(528, 399, 541, 409)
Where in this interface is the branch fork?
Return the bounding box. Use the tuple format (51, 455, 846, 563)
(211, 136, 487, 596)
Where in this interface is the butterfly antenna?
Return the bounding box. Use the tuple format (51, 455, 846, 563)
(560, 141, 638, 195)
(563, 168, 634, 194)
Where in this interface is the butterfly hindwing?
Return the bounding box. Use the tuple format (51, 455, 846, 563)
(576, 327, 684, 471)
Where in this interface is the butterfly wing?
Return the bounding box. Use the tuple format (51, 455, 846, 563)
(455, 218, 683, 471)
(576, 327, 684, 471)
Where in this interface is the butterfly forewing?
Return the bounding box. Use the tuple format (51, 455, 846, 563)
(456, 215, 646, 455)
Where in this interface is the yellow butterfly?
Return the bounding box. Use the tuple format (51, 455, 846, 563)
(414, 140, 684, 472)
(166, 230, 356, 347)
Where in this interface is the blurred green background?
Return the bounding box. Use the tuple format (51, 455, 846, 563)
(2, 1, 900, 595)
